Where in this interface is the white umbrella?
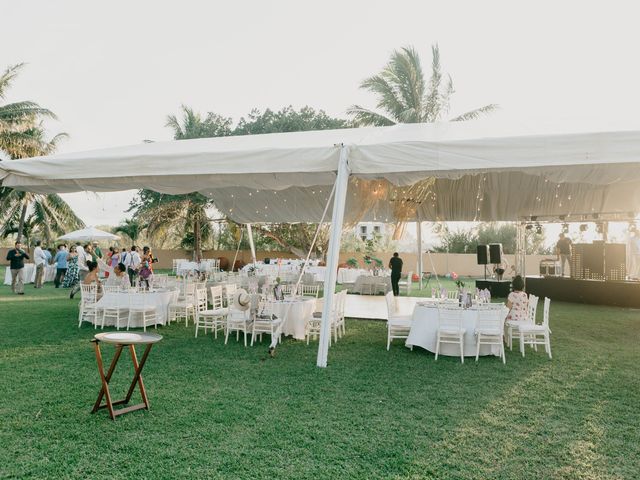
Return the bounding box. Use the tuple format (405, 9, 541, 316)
(58, 226, 120, 242)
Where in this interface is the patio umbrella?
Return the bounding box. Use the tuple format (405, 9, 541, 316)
(58, 226, 120, 242)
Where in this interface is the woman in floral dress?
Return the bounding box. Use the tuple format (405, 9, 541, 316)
(62, 245, 80, 288)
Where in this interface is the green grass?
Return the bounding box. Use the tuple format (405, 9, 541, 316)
(0, 268, 639, 479)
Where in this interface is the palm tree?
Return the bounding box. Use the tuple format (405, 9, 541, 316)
(348, 45, 497, 126)
(0, 63, 83, 243)
(114, 218, 145, 244)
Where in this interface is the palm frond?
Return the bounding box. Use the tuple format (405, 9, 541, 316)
(0, 101, 57, 130)
(450, 104, 499, 122)
(360, 74, 406, 122)
(346, 105, 396, 127)
(0, 63, 26, 100)
(424, 44, 444, 122)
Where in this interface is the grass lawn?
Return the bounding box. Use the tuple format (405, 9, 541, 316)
(1, 268, 639, 479)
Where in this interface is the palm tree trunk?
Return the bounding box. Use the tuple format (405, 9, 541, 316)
(16, 201, 28, 244)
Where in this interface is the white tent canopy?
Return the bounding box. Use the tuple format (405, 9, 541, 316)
(3, 120, 640, 366)
(58, 227, 120, 242)
(2, 121, 640, 222)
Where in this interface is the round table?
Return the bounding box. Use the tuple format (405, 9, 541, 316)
(268, 298, 316, 340)
(94, 289, 175, 327)
(351, 275, 391, 294)
(406, 304, 508, 357)
(91, 332, 162, 420)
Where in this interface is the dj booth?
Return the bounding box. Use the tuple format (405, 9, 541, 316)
(526, 242, 639, 307)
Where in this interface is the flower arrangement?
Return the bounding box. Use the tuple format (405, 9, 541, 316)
(346, 258, 359, 269)
(451, 271, 465, 290)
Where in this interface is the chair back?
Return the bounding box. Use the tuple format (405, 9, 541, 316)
(195, 287, 208, 312)
(80, 284, 98, 304)
(128, 291, 148, 309)
(527, 294, 539, 323)
(210, 285, 224, 310)
(103, 285, 120, 294)
(447, 290, 458, 300)
(405, 271, 413, 291)
(225, 283, 237, 304)
(280, 284, 294, 296)
(437, 305, 463, 330)
(338, 290, 347, 318)
(477, 308, 503, 331)
(300, 284, 320, 298)
(385, 291, 397, 318)
(542, 297, 551, 327)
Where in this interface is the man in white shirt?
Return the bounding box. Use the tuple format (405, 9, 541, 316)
(33, 240, 48, 288)
(70, 243, 91, 299)
(125, 245, 142, 287)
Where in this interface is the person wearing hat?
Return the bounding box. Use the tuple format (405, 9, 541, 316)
(92, 241, 103, 259)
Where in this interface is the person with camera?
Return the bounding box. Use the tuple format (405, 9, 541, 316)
(6, 241, 30, 295)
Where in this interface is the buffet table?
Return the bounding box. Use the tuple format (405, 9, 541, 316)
(406, 303, 508, 357)
(4, 263, 57, 285)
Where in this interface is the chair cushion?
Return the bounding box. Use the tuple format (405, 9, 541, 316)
(475, 328, 502, 336)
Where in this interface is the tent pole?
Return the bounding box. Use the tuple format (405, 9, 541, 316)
(317, 145, 350, 368)
(246, 223, 257, 265)
(416, 212, 423, 290)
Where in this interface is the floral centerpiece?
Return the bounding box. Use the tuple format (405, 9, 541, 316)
(451, 271, 465, 290)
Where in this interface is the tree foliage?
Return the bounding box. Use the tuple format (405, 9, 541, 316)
(0, 63, 83, 244)
(433, 223, 549, 255)
(131, 105, 348, 258)
(348, 45, 497, 126)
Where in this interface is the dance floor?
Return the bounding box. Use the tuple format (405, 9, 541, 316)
(342, 294, 421, 320)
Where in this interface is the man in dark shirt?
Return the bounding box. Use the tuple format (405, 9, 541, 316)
(388, 252, 403, 296)
(6, 241, 30, 295)
(556, 233, 573, 277)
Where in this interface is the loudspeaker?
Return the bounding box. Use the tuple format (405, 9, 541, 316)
(476, 245, 489, 265)
(489, 243, 503, 264)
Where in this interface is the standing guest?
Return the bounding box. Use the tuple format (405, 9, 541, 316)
(92, 241, 103, 259)
(123, 245, 141, 287)
(62, 245, 80, 289)
(506, 275, 528, 322)
(110, 247, 121, 269)
(33, 240, 47, 289)
(53, 244, 68, 288)
(388, 252, 403, 297)
(555, 233, 573, 277)
(45, 247, 54, 264)
(106, 262, 130, 290)
(6, 241, 30, 295)
(138, 260, 154, 289)
(70, 244, 93, 299)
(142, 246, 155, 272)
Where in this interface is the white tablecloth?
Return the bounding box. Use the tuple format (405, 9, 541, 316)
(176, 261, 218, 275)
(351, 275, 391, 294)
(94, 290, 175, 327)
(406, 304, 508, 357)
(4, 264, 57, 285)
(337, 268, 368, 284)
(268, 298, 316, 340)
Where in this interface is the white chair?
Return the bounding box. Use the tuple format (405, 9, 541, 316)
(306, 293, 341, 345)
(251, 300, 282, 346)
(519, 297, 552, 359)
(436, 305, 466, 363)
(225, 308, 253, 347)
(224, 283, 238, 307)
(506, 294, 537, 350)
(475, 307, 506, 363)
(169, 283, 196, 325)
(300, 284, 320, 298)
(101, 289, 129, 330)
(385, 291, 412, 350)
(195, 286, 228, 338)
(154, 274, 169, 288)
(334, 290, 347, 338)
(280, 284, 294, 296)
(127, 292, 158, 332)
(398, 271, 413, 296)
(447, 290, 459, 300)
(78, 284, 99, 328)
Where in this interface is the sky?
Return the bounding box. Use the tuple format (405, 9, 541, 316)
(3, 0, 640, 242)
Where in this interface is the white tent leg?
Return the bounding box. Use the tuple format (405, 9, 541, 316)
(246, 223, 257, 265)
(416, 213, 423, 290)
(317, 145, 350, 368)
